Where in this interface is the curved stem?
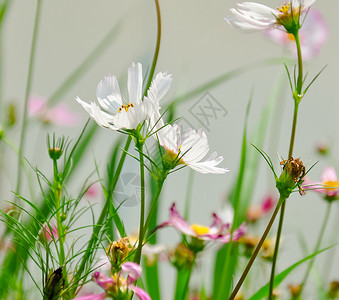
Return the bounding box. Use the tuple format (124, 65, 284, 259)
(134, 142, 145, 265)
(144, 0, 161, 95)
(299, 201, 332, 296)
(15, 0, 42, 196)
(229, 197, 284, 300)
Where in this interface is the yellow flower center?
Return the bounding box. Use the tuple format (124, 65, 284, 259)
(190, 224, 210, 236)
(323, 180, 339, 192)
(277, 2, 290, 15)
(118, 103, 134, 112)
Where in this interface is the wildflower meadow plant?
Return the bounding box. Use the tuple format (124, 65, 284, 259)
(0, 1, 337, 300)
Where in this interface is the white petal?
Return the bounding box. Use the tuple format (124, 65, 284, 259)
(181, 128, 209, 163)
(76, 97, 118, 130)
(96, 75, 122, 113)
(157, 123, 180, 153)
(128, 62, 143, 103)
(188, 152, 229, 174)
(147, 71, 173, 103)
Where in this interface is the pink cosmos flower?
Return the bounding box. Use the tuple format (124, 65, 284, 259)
(246, 194, 277, 223)
(28, 96, 79, 126)
(304, 167, 339, 199)
(85, 183, 100, 198)
(265, 9, 328, 59)
(74, 262, 150, 300)
(157, 203, 246, 243)
(41, 224, 58, 241)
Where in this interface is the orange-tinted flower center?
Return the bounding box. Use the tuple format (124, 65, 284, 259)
(118, 103, 134, 112)
(323, 180, 339, 192)
(190, 224, 210, 236)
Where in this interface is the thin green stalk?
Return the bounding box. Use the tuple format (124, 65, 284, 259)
(268, 30, 304, 298)
(53, 162, 65, 266)
(144, 0, 161, 93)
(181, 257, 195, 300)
(144, 179, 165, 300)
(229, 197, 284, 300)
(299, 201, 332, 296)
(295, 32, 303, 95)
(73, 136, 131, 289)
(268, 201, 286, 300)
(144, 179, 164, 236)
(15, 0, 42, 196)
(287, 102, 299, 158)
(174, 254, 196, 300)
(134, 141, 145, 265)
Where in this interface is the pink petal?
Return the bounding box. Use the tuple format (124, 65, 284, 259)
(129, 286, 151, 300)
(261, 195, 277, 213)
(121, 262, 142, 284)
(167, 203, 196, 236)
(73, 293, 106, 300)
(322, 167, 338, 183)
(48, 104, 80, 126)
(92, 272, 114, 290)
(28, 96, 46, 115)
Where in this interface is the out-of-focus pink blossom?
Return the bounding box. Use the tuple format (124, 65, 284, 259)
(85, 183, 100, 198)
(28, 96, 80, 126)
(303, 167, 339, 200)
(157, 203, 246, 244)
(246, 194, 277, 223)
(41, 224, 58, 241)
(265, 9, 328, 59)
(74, 262, 150, 300)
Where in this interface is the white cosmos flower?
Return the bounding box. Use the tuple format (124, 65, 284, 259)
(225, 0, 316, 33)
(76, 63, 171, 132)
(156, 123, 229, 174)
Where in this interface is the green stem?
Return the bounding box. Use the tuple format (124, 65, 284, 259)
(229, 197, 284, 300)
(144, 0, 161, 94)
(15, 0, 42, 196)
(268, 201, 286, 300)
(268, 31, 304, 299)
(288, 102, 299, 158)
(53, 161, 65, 266)
(73, 136, 131, 289)
(299, 201, 332, 296)
(144, 179, 164, 237)
(295, 31, 303, 95)
(174, 254, 196, 300)
(134, 141, 145, 265)
(144, 179, 165, 300)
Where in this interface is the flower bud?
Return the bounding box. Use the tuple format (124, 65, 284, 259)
(328, 281, 339, 299)
(43, 267, 64, 300)
(171, 243, 195, 270)
(276, 157, 305, 198)
(106, 237, 132, 267)
(288, 284, 302, 299)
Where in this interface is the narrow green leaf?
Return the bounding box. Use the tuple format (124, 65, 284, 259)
(249, 245, 336, 300)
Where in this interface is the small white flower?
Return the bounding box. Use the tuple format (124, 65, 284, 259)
(156, 123, 229, 174)
(76, 63, 171, 132)
(225, 1, 315, 33)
